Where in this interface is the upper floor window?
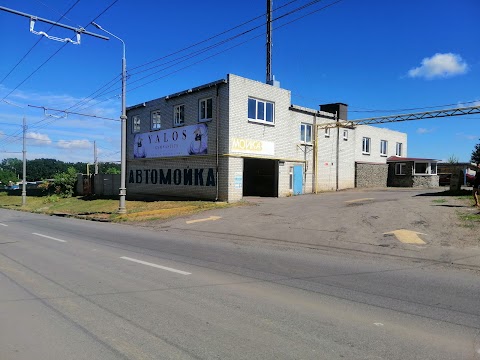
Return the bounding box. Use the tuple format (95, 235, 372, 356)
(300, 123, 312, 144)
(151, 110, 161, 130)
(174, 104, 185, 126)
(362, 137, 371, 154)
(199, 98, 213, 122)
(380, 140, 388, 156)
(343, 129, 348, 140)
(396, 142, 403, 157)
(325, 128, 330, 138)
(248, 97, 274, 124)
(132, 115, 141, 133)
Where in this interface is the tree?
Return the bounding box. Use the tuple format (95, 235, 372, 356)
(471, 141, 480, 166)
(0, 158, 22, 177)
(0, 169, 18, 186)
(52, 167, 78, 197)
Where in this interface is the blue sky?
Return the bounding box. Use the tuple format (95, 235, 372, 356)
(0, 0, 478, 164)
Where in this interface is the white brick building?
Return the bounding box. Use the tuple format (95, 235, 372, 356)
(126, 74, 407, 202)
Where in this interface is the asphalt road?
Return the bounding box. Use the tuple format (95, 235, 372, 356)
(1, 203, 480, 359)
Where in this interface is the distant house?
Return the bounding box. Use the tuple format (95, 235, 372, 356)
(387, 156, 439, 188)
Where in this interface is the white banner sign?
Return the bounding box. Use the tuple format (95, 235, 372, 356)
(231, 137, 275, 156)
(133, 124, 208, 159)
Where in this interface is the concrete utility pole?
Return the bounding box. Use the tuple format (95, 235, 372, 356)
(94, 141, 99, 175)
(22, 116, 27, 206)
(91, 22, 127, 214)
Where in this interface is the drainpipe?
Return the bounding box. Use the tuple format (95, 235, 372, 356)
(215, 83, 220, 201)
(335, 111, 339, 191)
(313, 113, 317, 194)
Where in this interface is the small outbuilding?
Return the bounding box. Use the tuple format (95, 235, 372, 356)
(387, 156, 439, 188)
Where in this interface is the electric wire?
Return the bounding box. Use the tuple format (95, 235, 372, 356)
(0, 0, 82, 87)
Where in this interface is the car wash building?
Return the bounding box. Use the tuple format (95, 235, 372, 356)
(126, 74, 407, 202)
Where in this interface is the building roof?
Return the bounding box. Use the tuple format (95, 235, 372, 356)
(387, 156, 440, 162)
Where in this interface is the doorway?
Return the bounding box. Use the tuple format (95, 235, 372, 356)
(243, 158, 278, 197)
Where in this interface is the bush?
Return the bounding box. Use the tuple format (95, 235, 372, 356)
(52, 167, 78, 198)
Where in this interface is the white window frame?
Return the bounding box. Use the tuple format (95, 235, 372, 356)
(151, 110, 161, 130)
(414, 161, 437, 175)
(343, 129, 348, 140)
(362, 137, 371, 155)
(247, 97, 275, 125)
(173, 104, 185, 126)
(199, 97, 213, 122)
(396, 142, 403, 157)
(325, 128, 330, 138)
(395, 163, 406, 175)
(380, 140, 388, 156)
(300, 123, 312, 144)
(132, 115, 141, 133)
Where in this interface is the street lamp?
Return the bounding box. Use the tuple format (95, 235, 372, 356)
(91, 22, 127, 213)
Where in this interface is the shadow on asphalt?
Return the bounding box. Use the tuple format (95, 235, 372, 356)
(415, 189, 472, 197)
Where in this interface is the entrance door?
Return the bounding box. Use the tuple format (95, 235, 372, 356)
(243, 158, 278, 197)
(293, 165, 303, 195)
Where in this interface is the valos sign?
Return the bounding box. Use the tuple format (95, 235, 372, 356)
(231, 137, 274, 156)
(133, 123, 208, 158)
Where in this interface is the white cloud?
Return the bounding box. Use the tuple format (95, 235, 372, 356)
(26, 132, 52, 145)
(416, 128, 434, 134)
(407, 53, 468, 79)
(56, 139, 92, 149)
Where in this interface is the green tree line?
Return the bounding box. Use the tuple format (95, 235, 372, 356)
(0, 158, 120, 185)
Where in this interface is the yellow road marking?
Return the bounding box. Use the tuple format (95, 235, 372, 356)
(384, 229, 426, 244)
(345, 198, 374, 203)
(186, 216, 221, 224)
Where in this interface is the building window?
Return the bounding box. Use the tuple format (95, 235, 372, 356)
(396, 142, 403, 157)
(325, 128, 330, 138)
(380, 140, 388, 156)
(199, 98, 213, 122)
(300, 123, 312, 144)
(289, 167, 293, 190)
(395, 163, 406, 175)
(414, 162, 437, 175)
(248, 97, 274, 124)
(151, 110, 161, 130)
(132, 115, 141, 133)
(174, 104, 185, 126)
(362, 137, 371, 154)
(343, 130, 348, 140)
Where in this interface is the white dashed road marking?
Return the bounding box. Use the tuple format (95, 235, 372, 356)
(32, 233, 67, 243)
(120, 256, 191, 275)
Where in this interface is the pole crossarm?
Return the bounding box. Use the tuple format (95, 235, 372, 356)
(316, 105, 480, 129)
(0, 6, 109, 41)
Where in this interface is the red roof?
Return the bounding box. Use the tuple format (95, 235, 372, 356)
(387, 156, 439, 162)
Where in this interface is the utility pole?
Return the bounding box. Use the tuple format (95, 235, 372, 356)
(266, 0, 273, 84)
(22, 116, 27, 205)
(94, 141, 99, 174)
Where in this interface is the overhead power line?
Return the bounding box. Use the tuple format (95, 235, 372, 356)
(0, 0, 82, 86)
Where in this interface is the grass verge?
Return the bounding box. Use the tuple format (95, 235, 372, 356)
(0, 193, 237, 222)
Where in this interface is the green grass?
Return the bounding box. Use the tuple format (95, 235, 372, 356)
(0, 193, 237, 222)
(432, 199, 447, 203)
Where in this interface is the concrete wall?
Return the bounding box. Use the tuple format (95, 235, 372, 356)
(355, 163, 388, 187)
